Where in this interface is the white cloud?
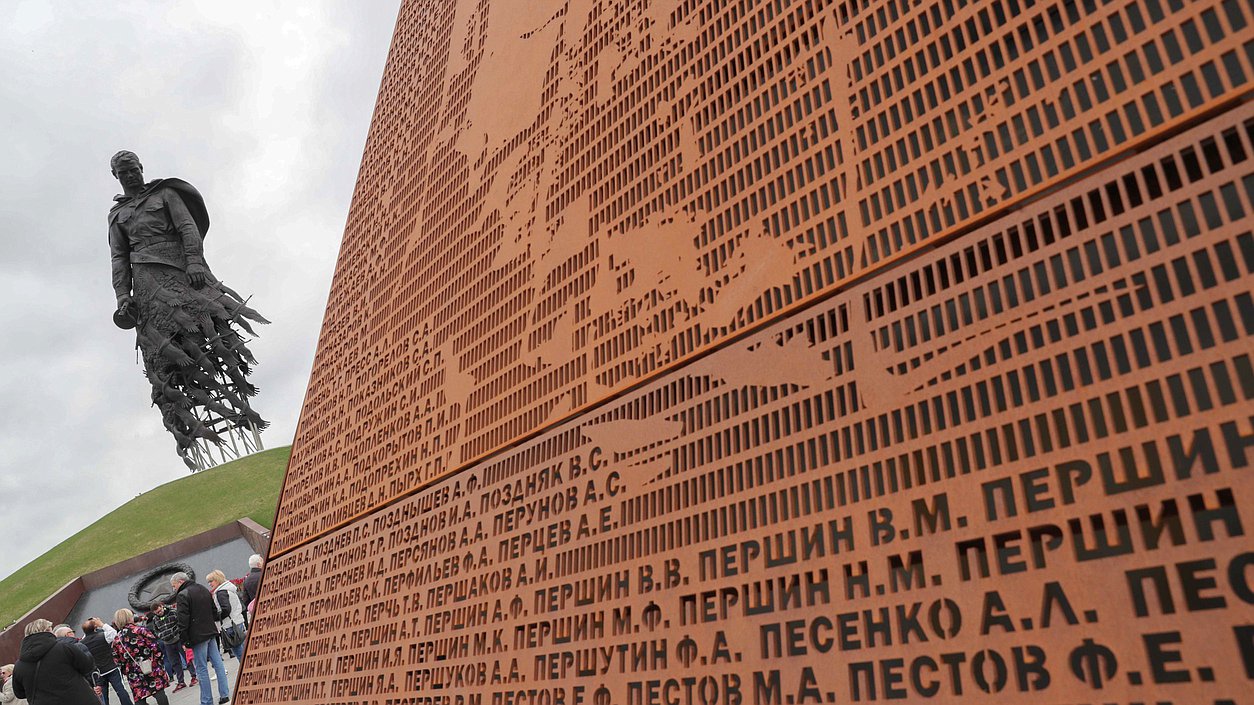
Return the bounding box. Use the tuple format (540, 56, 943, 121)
(0, 0, 400, 579)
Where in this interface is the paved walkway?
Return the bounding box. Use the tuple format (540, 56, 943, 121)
(160, 654, 240, 705)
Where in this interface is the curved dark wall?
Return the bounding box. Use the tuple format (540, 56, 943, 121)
(0, 519, 270, 664)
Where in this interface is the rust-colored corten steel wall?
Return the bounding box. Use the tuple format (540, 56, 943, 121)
(239, 0, 1254, 702)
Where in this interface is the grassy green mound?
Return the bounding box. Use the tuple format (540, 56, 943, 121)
(0, 446, 290, 627)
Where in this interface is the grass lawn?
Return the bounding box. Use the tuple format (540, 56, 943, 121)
(0, 446, 290, 627)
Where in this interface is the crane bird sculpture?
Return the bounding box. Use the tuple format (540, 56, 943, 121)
(107, 151, 269, 470)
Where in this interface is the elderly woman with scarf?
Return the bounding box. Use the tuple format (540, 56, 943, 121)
(206, 570, 247, 661)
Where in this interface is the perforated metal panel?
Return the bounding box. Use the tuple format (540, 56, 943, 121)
(240, 0, 1254, 702)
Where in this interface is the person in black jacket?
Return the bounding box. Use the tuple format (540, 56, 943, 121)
(82, 617, 134, 705)
(11, 618, 100, 705)
(53, 624, 94, 662)
(240, 555, 263, 608)
(171, 572, 229, 705)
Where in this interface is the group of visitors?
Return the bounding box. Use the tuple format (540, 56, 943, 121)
(1, 554, 264, 705)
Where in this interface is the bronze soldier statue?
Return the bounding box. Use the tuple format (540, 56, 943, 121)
(108, 150, 268, 469)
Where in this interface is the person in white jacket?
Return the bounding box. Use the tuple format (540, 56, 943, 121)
(1, 663, 28, 705)
(206, 570, 247, 661)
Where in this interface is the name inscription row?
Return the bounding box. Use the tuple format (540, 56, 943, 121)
(242, 104, 1254, 705)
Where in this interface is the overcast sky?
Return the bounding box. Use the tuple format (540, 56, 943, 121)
(0, 1, 400, 581)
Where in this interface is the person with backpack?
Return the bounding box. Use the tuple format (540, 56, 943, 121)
(10, 619, 99, 705)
